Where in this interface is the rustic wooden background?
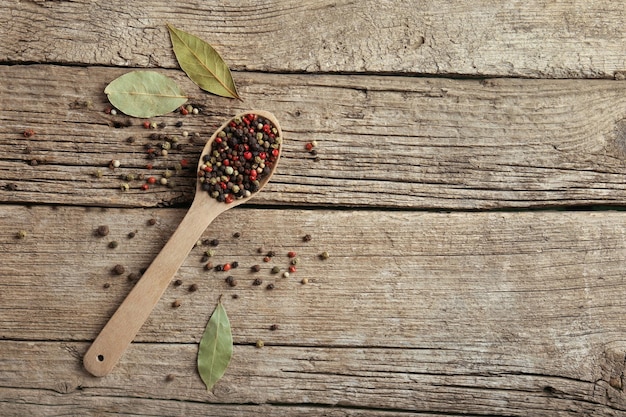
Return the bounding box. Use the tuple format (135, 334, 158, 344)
(2, 1, 626, 416)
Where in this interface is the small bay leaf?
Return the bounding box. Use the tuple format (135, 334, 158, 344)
(167, 23, 240, 99)
(197, 298, 233, 391)
(104, 71, 187, 118)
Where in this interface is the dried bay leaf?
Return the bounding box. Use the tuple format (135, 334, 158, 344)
(104, 71, 187, 118)
(167, 23, 240, 99)
(197, 297, 233, 391)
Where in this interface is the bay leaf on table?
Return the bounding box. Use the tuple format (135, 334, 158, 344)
(167, 23, 240, 99)
(104, 71, 187, 118)
(197, 298, 233, 391)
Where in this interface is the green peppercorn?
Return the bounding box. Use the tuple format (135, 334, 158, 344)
(255, 340, 264, 348)
(319, 251, 330, 260)
(108, 241, 119, 249)
(271, 266, 280, 274)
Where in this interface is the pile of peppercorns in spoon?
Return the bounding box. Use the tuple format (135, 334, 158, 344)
(198, 113, 281, 204)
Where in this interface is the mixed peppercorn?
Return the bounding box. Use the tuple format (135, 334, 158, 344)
(198, 113, 281, 204)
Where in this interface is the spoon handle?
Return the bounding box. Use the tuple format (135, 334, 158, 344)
(83, 204, 218, 377)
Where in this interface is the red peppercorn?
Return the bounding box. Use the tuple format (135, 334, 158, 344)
(147, 176, 156, 184)
(288, 251, 296, 258)
(223, 159, 230, 166)
(263, 256, 271, 263)
(141, 184, 149, 191)
(180, 159, 189, 168)
(143, 121, 150, 129)
(215, 137, 223, 144)
(305, 142, 314, 151)
(243, 151, 252, 160)
(23, 129, 35, 138)
(146, 163, 153, 170)
(289, 265, 296, 273)
(220, 182, 227, 190)
(271, 149, 279, 157)
(259, 152, 267, 160)
(249, 170, 257, 180)
(225, 194, 234, 204)
(223, 263, 231, 272)
(180, 106, 189, 115)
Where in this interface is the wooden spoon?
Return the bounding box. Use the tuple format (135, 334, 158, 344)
(83, 110, 282, 377)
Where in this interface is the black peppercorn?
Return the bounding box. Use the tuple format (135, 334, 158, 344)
(96, 225, 110, 237)
(173, 279, 183, 287)
(231, 261, 239, 269)
(251, 264, 261, 272)
(266, 283, 275, 290)
(189, 283, 199, 292)
(215, 264, 223, 272)
(127, 272, 139, 281)
(210, 239, 219, 247)
(269, 324, 278, 331)
(127, 231, 136, 239)
(233, 232, 241, 238)
(175, 121, 183, 128)
(112, 264, 125, 275)
(267, 250, 276, 258)
(108, 241, 119, 249)
(303, 234, 312, 242)
(147, 218, 157, 226)
(253, 278, 262, 286)
(103, 283, 111, 289)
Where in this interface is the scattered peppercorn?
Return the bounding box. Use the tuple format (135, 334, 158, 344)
(301, 278, 309, 285)
(269, 324, 279, 331)
(267, 250, 276, 258)
(290, 258, 299, 265)
(165, 374, 176, 382)
(287, 251, 297, 258)
(110, 159, 121, 169)
(15, 230, 27, 239)
(283, 271, 290, 278)
(266, 283, 275, 290)
(200, 254, 209, 263)
(209, 239, 219, 247)
(147, 218, 157, 226)
(172, 299, 181, 308)
(173, 279, 183, 287)
(127, 231, 136, 239)
(271, 266, 280, 274)
(30, 159, 38, 166)
(263, 256, 271, 263)
(215, 264, 223, 272)
(5, 183, 18, 191)
(253, 278, 263, 286)
(127, 272, 139, 281)
(233, 232, 241, 238)
(256, 340, 264, 348)
(251, 264, 261, 272)
(232, 294, 239, 299)
(189, 283, 199, 292)
(96, 225, 110, 237)
(231, 261, 239, 269)
(103, 283, 111, 289)
(112, 264, 125, 275)
(108, 241, 119, 249)
(175, 121, 183, 128)
(319, 251, 330, 260)
(23, 129, 35, 138)
(257, 247, 265, 254)
(289, 265, 296, 273)
(205, 249, 215, 257)
(204, 262, 213, 270)
(222, 263, 232, 272)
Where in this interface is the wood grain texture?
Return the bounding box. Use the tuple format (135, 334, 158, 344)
(2, 65, 626, 209)
(2, 205, 626, 415)
(1, 0, 625, 79)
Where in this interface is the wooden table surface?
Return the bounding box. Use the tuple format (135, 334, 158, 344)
(2, 1, 626, 416)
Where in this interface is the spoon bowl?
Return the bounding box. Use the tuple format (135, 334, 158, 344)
(84, 110, 282, 377)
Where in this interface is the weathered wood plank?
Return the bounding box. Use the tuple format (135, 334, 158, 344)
(2, 205, 626, 414)
(1, 0, 625, 79)
(2, 341, 623, 417)
(2, 66, 626, 209)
